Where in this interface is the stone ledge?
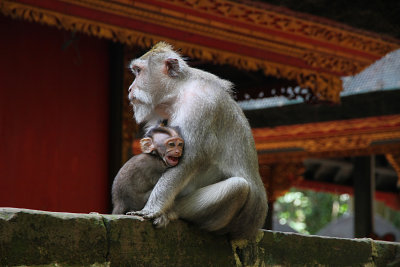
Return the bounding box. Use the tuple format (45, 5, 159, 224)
(0, 208, 399, 266)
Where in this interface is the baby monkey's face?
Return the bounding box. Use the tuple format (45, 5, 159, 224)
(139, 129, 184, 168)
(163, 137, 184, 167)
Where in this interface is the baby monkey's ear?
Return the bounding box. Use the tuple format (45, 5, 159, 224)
(140, 137, 155, 153)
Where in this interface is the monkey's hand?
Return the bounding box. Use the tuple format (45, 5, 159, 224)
(127, 208, 162, 220)
(127, 209, 178, 228)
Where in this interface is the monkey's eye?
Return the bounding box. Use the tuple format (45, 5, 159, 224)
(178, 143, 183, 147)
(131, 66, 141, 76)
(168, 142, 175, 147)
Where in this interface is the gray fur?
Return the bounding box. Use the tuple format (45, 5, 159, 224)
(128, 42, 268, 240)
(111, 154, 166, 214)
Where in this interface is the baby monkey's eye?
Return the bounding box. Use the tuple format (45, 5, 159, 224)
(168, 142, 175, 147)
(178, 143, 183, 147)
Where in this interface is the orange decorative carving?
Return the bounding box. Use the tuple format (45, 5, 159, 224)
(2, 0, 399, 104)
(302, 52, 369, 75)
(386, 153, 400, 186)
(254, 115, 400, 163)
(260, 163, 304, 202)
(160, 0, 398, 56)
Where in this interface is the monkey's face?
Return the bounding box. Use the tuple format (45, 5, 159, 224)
(128, 43, 188, 124)
(128, 59, 154, 123)
(163, 137, 184, 167)
(129, 59, 149, 103)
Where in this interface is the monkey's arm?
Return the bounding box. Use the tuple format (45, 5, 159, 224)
(131, 144, 202, 219)
(132, 93, 216, 220)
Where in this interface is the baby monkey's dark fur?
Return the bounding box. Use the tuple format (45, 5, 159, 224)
(111, 126, 183, 214)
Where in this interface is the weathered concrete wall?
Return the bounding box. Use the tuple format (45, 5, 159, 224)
(1, 208, 399, 266)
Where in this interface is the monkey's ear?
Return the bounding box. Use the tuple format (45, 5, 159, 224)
(140, 137, 155, 153)
(165, 58, 180, 77)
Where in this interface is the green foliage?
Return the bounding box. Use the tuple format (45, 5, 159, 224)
(376, 201, 400, 230)
(389, 209, 400, 229)
(275, 188, 349, 234)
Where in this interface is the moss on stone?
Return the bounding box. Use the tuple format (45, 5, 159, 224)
(1, 208, 400, 267)
(103, 214, 235, 267)
(259, 231, 376, 266)
(0, 208, 108, 266)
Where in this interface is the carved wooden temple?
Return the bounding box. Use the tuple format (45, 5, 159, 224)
(1, 0, 400, 238)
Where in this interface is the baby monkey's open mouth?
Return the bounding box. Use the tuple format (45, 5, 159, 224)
(166, 156, 179, 167)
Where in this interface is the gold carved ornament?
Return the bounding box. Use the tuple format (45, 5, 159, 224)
(260, 163, 304, 203)
(386, 153, 400, 187)
(2, 0, 399, 104)
(254, 115, 400, 164)
(159, 0, 398, 56)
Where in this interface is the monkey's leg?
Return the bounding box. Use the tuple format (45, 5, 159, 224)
(112, 202, 127, 215)
(152, 210, 179, 228)
(175, 177, 249, 232)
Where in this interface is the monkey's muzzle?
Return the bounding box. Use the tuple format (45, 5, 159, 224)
(166, 156, 180, 167)
(128, 94, 136, 102)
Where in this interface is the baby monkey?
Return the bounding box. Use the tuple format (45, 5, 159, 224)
(112, 126, 184, 215)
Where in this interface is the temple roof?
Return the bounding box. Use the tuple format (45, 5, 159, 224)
(2, 0, 399, 105)
(341, 49, 400, 96)
(240, 48, 400, 110)
(255, 0, 400, 39)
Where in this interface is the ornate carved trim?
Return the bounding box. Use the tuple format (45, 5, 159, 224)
(2, 0, 399, 104)
(0, 1, 157, 47)
(260, 163, 304, 202)
(158, 0, 399, 56)
(253, 115, 400, 139)
(302, 52, 369, 75)
(386, 153, 400, 186)
(254, 115, 400, 163)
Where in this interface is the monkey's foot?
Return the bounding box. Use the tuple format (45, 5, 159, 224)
(127, 210, 170, 227)
(128, 209, 161, 220)
(125, 211, 150, 219)
(125, 210, 170, 227)
(153, 214, 170, 228)
(153, 211, 178, 228)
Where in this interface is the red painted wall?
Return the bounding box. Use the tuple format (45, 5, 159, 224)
(0, 16, 110, 213)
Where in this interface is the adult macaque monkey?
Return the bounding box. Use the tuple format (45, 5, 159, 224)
(128, 42, 267, 240)
(112, 126, 184, 215)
